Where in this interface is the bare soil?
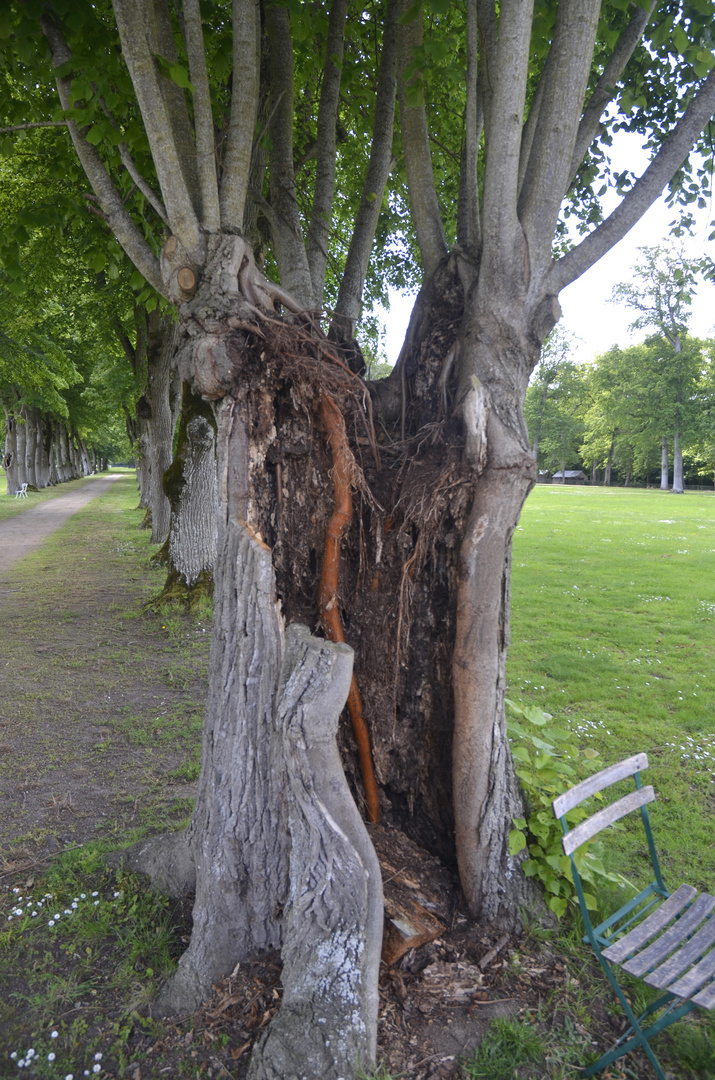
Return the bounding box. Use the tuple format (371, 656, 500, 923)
(0, 477, 648, 1080)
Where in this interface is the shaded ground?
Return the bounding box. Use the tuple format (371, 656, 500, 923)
(0, 476, 206, 858)
(0, 477, 701, 1080)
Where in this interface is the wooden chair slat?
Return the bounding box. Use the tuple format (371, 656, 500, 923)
(561, 786, 655, 857)
(552, 753, 648, 818)
(692, 980, 715, 1010)
(622, 893, 715, 976)
(645, 912, 715, 992)
(601, 883, 697, 963)
(664, 944, 715, 1000)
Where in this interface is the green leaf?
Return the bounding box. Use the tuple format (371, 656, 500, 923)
(547, 896, 568, 919)
(508, 829, 527, 856)
(84, 126, 104, 146)
(169, 63, 193, 92)
(672, 25, 689, 55)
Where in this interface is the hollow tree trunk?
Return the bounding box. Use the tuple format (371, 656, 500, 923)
(114, 238, 384, 1080)
(660, 435, 669, 489)
(672, 431, 684, 493)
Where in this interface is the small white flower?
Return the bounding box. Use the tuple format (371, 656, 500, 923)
(93, 1066, 101, 1075)
(94, 1054, 102, 1061)
(80, 893, 86, 899)
(113, 892, 121, 899)
(71, 902, 78, 909)
(94, 900, 100, 906)
(31, 911, 37, 917)
(66, 1075, 74, 1080)
(54, 914, 60, 920)
(26, 1049, 35, 1058)
(91, 891, 98, 897)
(7, 916, 12, 922)
(51, 1032, 58, 1039)
(48, 920, 55, 927)
(48, 1052, 56, 1061)
(10, 1052, 17, 1059)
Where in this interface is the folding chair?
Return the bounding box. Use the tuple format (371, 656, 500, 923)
(552, 752, 715, 1079)
(14, 482, 28, 498)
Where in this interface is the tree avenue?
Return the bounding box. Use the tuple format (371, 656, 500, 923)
(4, 0, 715, 1074)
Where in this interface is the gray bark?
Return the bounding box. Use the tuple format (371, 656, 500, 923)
(332, 0, 398, 335)
(660, 435, 669, 489)
(397, 2, 448, 278)
(2, 407, 18, 494)
(144, 313, 179, 544)
(306, 0, 348, 308)
(167, 415, 218, 586)
(266, 5, 316, 308)
(248, 627, 382, 1080)
(672, 431, 684, 493)
(219, 0, 261, 232)
(450, 303, 540, 924)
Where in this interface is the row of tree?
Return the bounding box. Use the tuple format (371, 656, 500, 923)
(527, 248, 715, 491)
(3, 1, 715, 1075)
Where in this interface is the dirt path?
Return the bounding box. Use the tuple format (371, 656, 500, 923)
(0, 476, 209, 860)
(0, 474, 121, 575)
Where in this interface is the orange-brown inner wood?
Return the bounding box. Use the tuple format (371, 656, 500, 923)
(317, 392, 380, 824)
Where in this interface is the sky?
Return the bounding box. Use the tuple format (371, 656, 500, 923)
(378, 134, 715, 367)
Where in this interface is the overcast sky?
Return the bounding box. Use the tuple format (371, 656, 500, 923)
(378, 135, 715, 367)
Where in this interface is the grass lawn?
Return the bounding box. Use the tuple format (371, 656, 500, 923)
(508, 483, 715, 891)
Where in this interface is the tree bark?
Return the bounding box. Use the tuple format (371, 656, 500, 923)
(2, 405, 18, 494)
(660, 435, 669, 489)
(672, 431, 684, 493)
(158, 384, 218, 600)
(247, 626, 382, 1080)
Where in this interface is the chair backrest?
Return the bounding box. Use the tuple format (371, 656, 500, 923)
(553, 752, 655, 856)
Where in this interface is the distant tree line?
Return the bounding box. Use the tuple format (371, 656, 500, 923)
(526, 248, 715, 491)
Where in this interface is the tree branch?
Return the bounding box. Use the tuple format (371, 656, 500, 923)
(219, 0, 261, 233)
(457, 0, 481, 251)
(0, 121, 68, 133)
(118, 143, 169, 224)
(551, 64, 715, 291)
(265, 2, 315, 307)
(518, 0, 602, 273)
(40, 12, 166, 298)
(479, 0, 534, 274)
(306, 0, 349, 308)
(182, 0, 221, 231)
(112, 0, 204, 263)
(569, 0, 658, 184)
(397, 1, 447, 278)
(332, 0, 398, 335)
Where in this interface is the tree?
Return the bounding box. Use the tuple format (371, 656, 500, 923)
(524, 332, 587, 475)
(4, 1, 715, 1074)
(612, 244, 705, 492)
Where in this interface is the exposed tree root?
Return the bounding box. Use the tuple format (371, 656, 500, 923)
(317, 392, 381, 824)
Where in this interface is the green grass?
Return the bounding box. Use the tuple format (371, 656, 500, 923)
(509, 484, 715, 891)
(507, 485, 715, 1079)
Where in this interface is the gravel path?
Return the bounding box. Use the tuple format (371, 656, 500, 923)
(0, 474, 122, 575)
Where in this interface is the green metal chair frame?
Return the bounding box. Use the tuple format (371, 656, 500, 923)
(552, 752, 715, 1079)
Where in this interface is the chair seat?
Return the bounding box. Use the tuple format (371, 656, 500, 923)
(601, 884, 715, 1008)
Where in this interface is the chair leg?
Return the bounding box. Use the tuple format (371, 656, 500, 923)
(582, 994, 696, 1079)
